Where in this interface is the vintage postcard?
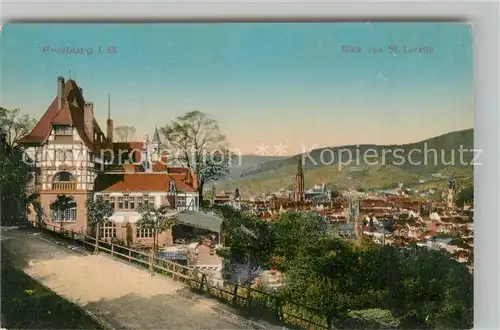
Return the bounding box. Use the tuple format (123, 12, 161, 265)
(1, 22, 473, 329)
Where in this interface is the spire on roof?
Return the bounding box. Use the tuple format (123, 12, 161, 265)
(297, 156, 303, 175)
(108, 93, 111, 119)
(152, 126, 162, 144)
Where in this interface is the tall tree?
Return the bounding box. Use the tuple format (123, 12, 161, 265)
(86, 196, 115, 254)
(160, 111, 233, 202)
(0, 108, 35, 224)
(271, 211, 328, 271)
(0, 108, 37, 149)
(113, 125, 136, 142)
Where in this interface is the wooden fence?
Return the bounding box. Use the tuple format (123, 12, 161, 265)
(38, 223, 329, 330)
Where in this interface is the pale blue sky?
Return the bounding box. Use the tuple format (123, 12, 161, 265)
(1, 23, 473, 154)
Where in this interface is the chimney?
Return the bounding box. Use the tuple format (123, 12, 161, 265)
(106, 93, 113, 143)
(84, 102, 94, 142)
(107, 119, 113, 144)
(57, 76, 65, 109)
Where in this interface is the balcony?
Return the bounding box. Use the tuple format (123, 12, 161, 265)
(104, 164, 124, 172)
(52, 181, 77, 191)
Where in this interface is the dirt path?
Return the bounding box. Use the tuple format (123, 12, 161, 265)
(1, 228, 254, 329)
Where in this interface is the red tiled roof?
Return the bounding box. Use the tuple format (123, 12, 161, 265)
(168, 167, 188, 174)
(152, 161, 167, 172)
(95, 172, 196, 192)
(52, 103, 73, 125)
(18, 79, 108, 153)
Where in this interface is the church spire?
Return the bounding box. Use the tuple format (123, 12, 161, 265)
(293, 156, 305, 203)
(106, 92, 114, 143)
(297, 156, 303, 175)
(152, 125, 162, 145)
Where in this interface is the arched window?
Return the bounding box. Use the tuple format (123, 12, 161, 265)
(53, 171, 74, 182)
(100, 221, 117, 239)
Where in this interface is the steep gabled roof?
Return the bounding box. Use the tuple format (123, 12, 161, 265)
(151, 126, 162, 144)
(51, 103, 73, 125)
(19, 79, 108, 152)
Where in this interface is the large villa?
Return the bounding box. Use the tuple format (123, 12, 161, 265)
(20, 76, 222, 248)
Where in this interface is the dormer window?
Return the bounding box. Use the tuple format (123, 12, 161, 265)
(53, 125, 72, 136)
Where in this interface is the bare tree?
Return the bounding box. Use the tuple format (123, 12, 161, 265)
(0, 108, 36, 148)
(113, 125, 137, 142)
(159, 111, 234, 202)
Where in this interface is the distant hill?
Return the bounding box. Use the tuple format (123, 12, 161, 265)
(217, 129, 474, 196)
(217, 155, 289, 182)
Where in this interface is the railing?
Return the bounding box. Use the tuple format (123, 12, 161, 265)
(36, 223, 329, 330)
(51, 181, 77, 191)
(103, 164, 143, 173)
(104, 165, 124, 172)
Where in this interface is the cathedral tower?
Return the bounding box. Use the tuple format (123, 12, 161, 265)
(293, 156, 305, 203)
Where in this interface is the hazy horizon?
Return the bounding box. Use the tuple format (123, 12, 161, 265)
(1, 23, 473, 155)
(233, 127, 473, 157)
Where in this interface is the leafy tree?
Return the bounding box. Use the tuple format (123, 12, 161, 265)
(159, 111, 233, 202)
(113, 125, 136, 142)
(0, 138, 30, 225)
(137, 202, 178, 253)
(210, 207, 473, 329)
(456, 185, 473, 208)
(210, 204, 276, 275)
(50, 194, 74, 232)
(345, 309, 400, 329)
(271, 211, 327, 271)
(0, 108, 34, 225)
(388, 245, 473, 329)
(86, 196, 115, 254)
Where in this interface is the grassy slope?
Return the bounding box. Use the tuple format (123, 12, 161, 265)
(218, 129, 474, 196)
(1, 255, 102, 329)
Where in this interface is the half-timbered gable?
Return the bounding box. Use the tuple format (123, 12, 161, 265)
(20, 76, 221, 250)
(20, 76, 114, 232)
